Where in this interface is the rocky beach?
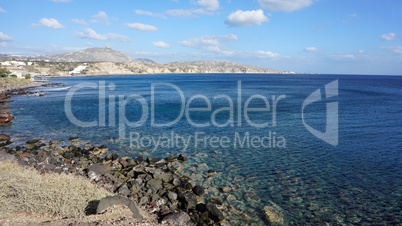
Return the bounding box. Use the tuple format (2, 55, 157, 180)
(0, 82, 284, 225)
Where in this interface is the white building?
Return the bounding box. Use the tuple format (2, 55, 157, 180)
(1, 61, 26, 66)
(1, 61, 12, 66)
(10, 70, 26, 79)
(69, 65, 87, 75)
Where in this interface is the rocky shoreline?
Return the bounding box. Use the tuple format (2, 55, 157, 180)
(0, 85, 228, 225)
(0, 136, 226, 225)
(0, 82, 55, 127)
(0, 83, 285, 225)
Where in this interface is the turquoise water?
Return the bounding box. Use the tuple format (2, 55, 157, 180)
(1, 74, 401, 224)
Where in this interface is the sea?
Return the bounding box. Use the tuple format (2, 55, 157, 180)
(2, 73, 401, 225)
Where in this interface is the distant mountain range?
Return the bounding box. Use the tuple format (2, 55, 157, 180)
(0, 47, 158, 64)
(0, 47, 290, 74)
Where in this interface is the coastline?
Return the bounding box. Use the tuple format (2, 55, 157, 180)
(48, 71, 298, 78)
(0, 82, 273, 225)
(0, 78, 46, 93)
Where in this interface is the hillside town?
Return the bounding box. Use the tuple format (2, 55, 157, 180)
(0, 48, 291, 79)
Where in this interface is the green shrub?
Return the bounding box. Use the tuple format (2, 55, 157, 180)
(25, 74, 31, 79)
(0, 68, 11, 77)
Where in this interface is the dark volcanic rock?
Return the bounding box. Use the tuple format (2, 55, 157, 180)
(206, 202, 225, 222)
(178, 154, 187, 162)
(192, 185, 205, 196)
(146, 179, 162, 192)
(179, 192, 197, 210)
(26, 139, 40, 145)
(147, 157, 162, 165)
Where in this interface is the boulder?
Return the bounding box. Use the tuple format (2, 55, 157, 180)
(244, 191, 261, 202)
(179, 192, 197, 210)
(154, 171, 174, 183)
(117, 185, 131, 197)
(146, 179, 162, 192)
(192, 185, 205, 196)
(96, 195, 142, 218)
(0, 134, 10, 142)
(167, 191, 178, 201)
(263, 201, 284, 225)
(146, 157, 162, 165)
(69, 137, 80, 142)
(26, 139, 40, 145)
(88, 163, 110, 181)
(162, 211, 192, 226)
(178, 154, 187, 162)
(206, 202, 225, 222)
(220, 187, 231, 193)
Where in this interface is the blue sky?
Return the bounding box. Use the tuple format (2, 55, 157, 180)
(0, 0, 401, 75)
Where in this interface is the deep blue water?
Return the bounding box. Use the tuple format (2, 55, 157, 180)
(1, 73, 401, 225)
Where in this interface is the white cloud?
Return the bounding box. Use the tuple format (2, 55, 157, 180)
(0, 32, 13, 42)
(256, 50, 280, 57)
(106, 33, 132, 42)
(0, 7, 6, 13)
(258, 0, 313, 12)
(342, 13, 359, 23)
(303, 47, 320, 52)
(166, 0, 218, 18)
(93, 11, 108, 19)
(72, 19, 87, 25)
(166, 8, 211, 18)
(179, 34, 237, 52)
(381, 33, 398, 41)
(76, 28, 107, 40)
(91, 11, 111, 25)
(330, 53, 356, 60)
(152, 41, 170, 48)
(126, 23, 158, 32)
(34, 18, 64, 29)
(135, 10, 167, 19)
(75, 28, 131, 42)
(50, 0, 72, 2)
(225, 9, 269, 27)
(381, 46, 402, 55)
(196, 0, 220, 11)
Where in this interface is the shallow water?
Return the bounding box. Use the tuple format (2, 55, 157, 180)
(1, 74, 401, 224)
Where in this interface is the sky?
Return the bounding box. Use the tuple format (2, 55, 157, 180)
(0, 0, 402, 75)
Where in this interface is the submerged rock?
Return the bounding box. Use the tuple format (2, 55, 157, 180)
(69, 137, 80, 142)
(263, 201, 284, 225)
(206, 202, 225, 222)
(192, 185, 205, 196)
